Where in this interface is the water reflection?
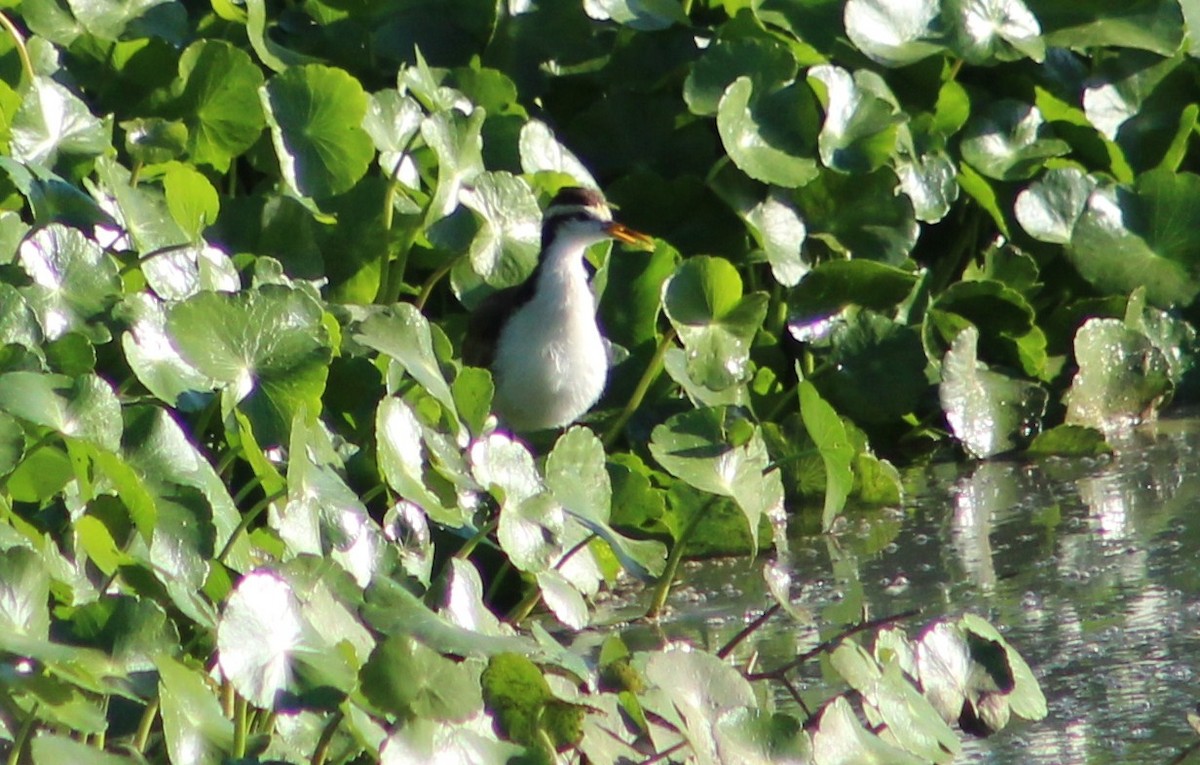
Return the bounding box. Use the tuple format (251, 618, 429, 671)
(597, 415, 1200, 764)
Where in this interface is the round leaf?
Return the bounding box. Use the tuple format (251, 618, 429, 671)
(717, 77, 820, 188)
(260, 64, 374, 200)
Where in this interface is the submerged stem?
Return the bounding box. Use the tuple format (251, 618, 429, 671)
(646, 498, 712, 619)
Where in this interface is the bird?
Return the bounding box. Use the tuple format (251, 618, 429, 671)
(463, 186, 654, 432)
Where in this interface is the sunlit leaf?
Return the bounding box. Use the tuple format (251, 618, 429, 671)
(162, 40, 266, 171)
(11, 77, 110, 166)
(961, 100, 1069, 181)
(168, 287, 332, 446)
(18, 224, 120, 343)
(157, 656, 235, 765)
(945, 0, 1044, 64)
(940, 326, 1048, 458)
(684, 37, 798, 116)
(260, 65, 374, 200)
(809, 65, 904, 174)
(800, 381, 854, 530)
(662, 256, 769, 391)
(1065, 317, 1171, 433)
(717, 77, 820, 188)
(844, 0, 943, 66)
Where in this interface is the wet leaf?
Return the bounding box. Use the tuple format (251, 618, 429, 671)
(940, 326, 1048, 458)
(662, 256, 769, 391)
(1015, 166, 1096, 244)
(1065, 317, 1171, 433)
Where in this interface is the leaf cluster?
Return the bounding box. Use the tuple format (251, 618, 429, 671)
(21, 0, 1200, 760)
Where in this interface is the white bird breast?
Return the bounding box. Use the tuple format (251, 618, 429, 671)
(491, 260, 609, 431)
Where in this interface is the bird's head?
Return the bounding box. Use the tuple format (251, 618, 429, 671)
(541, 187, 654, 253)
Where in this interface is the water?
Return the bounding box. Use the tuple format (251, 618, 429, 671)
(594, 414, 1200, 764)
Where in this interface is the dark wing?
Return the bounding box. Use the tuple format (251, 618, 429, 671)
(462, 284, 522, 369)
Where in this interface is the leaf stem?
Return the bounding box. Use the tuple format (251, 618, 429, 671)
(0, 12, 34, 86)
(646, 497, 712, 619)
(415, 258, 456, 312)
(7, 702, 37, 765)
(134, 696, 160, 753)
(311, 708, 344, 765)
(232, 694, 249, 759)
(216, 488, 286, 564)
(602, 327, 677, 449)
(453, 517, 499, 560)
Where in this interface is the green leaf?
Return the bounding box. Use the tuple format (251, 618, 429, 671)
(1027, 424, 1111, 456)
(789, 260, 918, 318)
(809, 65, 904, 174)
(939, 326, 1048, 458)
(31, 735, 135, 765)
(164, 40, 266, 171)
(163, 162, 219, 239)
(684, 37, 798, 116)
(897, 149, 959, 223)
(362, 636, 483, 721)
(662, 256, 769, 391)
(793, 168, 919, 263)
(0, 547, 50, 638)
(649, 407, 780, 554)
(717, 77, 820, 188)
(121, 117, 188, 165)
(11, 77, 110, 166)
(945, 0, 1044, 63)
(0, 372, 122, 450)
(260, 65, 374, 200)
(811, 695, 926, 765)
(1067, 170, 1200, 307)
(356, 304, 460, 425)
(422, 107, 486, 224)
(821, 311, 927, 424)
(1065, 317, 1171, 432)
(644, 647, 756, 762)
(216, 570, 305, 707)
(18, 224, 120, 343)
(518, 120, 598, 187)
(458, 171, 541, 287)
(375, 396, 463, 527)
(961, 100, 1069, 181)
(799, 381, 854, 530)
(95, 156, 191, 252)
(168, 287, 332, 446)
(157, 656, 235, 765)
(547, 427, 666, 580)
(844, 0, 943, 66)
(1015, 167, 1096, 244)
(583, 0, 689, 30)
(744, 189, 809, 287)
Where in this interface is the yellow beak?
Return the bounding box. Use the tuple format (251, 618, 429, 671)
(606, 221, 656, 251)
